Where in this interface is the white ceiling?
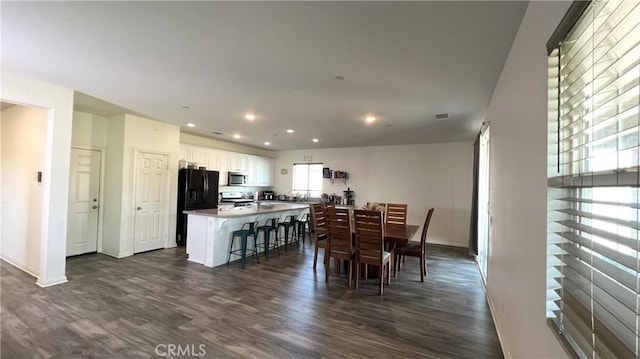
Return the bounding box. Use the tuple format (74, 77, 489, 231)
(2, 1, 527, 151)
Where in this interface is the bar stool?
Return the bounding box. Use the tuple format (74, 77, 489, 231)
(227, 221, 259, 269)
(256, 218, 279, 259)
(277, 215, 297, 251)
(293, 212, 310, 248)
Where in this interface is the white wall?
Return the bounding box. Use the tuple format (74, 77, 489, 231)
(71, 111, 108, 149)
(484, 2, 571, 358)
(102, 114, 180, 257)
(0, 72, 74, 287)
(0, 105, 47, 276)
(275, 142, 473, 247)
(102, 114, 126, 257)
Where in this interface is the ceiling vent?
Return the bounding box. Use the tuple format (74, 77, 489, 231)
(434, 113, 450, 121)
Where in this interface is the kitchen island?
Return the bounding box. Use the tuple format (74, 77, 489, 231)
(184, 202, 309, 267)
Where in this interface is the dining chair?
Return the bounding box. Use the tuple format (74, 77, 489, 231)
(385, 203, 408, 225)
(394, 208, 434, 282)
(354, 209, 392, 295)
(310, 203, 328, 272)
(325, 207, 355, 287)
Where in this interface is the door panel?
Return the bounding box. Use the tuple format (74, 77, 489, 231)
(67, 148, 101, 256)
(134, 152, 168, 253)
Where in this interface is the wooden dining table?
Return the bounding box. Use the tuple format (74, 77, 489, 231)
(382, 224, 420, 247)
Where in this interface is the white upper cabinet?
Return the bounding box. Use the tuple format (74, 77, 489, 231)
(180, 144, 273, 187)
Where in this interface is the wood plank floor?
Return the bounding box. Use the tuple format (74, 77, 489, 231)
(1, 241, 502, 359)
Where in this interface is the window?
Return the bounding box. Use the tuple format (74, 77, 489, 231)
(292, 163, 323, 198)
(546, 1, 639, 358)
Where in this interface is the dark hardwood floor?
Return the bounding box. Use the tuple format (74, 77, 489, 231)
(1, 240, 502, 359)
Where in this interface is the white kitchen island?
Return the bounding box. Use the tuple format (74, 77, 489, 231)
(184, 202, 309, 267)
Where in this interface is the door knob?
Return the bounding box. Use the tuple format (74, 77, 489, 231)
(137, 206, 142, 210)
(92, 205, 98, 209)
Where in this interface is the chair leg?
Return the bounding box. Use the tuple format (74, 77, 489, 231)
(313, 245, 319, 271)
(379, 268, 384, 296)
(240, 235, 247, 269)
(263, 231, 269, 259)
(227, 236, 235, 265)
(386, 262, 391, 285)
(347, 260, 352, 288)
(253, 234, 259, 264)
(355, 260, 360, 289)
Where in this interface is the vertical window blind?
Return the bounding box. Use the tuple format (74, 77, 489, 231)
(546, 1, 639, 358)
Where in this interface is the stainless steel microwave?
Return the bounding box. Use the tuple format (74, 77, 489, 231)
(228, 172, 247, 186)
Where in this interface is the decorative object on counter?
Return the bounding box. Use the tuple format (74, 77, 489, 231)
(343, 187, 354, 205)
(362, 202, 386, 213)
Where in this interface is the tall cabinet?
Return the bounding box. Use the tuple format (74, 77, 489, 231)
(179, 144, 274, 187)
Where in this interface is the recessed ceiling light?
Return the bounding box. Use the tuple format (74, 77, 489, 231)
(182, 106, 191, 110)
(264, 141, 271, 146)
(186, 123, 196, 128)
(211, 131, 223, 135)
(312, 138, 319, 143)
(244, 113, 256, 121)
(334, 76, 344, 81)
(366, 116, 376, 124)
(233, 134, 241, 139)
(286, 129, 294, 134)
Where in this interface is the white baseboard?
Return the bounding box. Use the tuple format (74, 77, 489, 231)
(36, 276, 68, 288)
(485, 286, 511, 359)
(0, 255, 39, 278)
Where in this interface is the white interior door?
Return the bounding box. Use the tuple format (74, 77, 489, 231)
(133, 152, 168, 253)
(67, 148, 101, 256)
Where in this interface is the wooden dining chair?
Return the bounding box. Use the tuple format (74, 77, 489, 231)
(325, 207, 355, 287)
(354, 209, 392, 295)
(310, 203, 328, 271)
(394, 208, 434, 282)
(385, 203, 407, 225)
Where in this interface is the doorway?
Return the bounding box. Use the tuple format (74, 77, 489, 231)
(477, 126, 490, 283)
(133, 151, 169, 253)
(67, 148, 102, 256)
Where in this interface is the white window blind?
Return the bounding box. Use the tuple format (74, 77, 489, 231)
(292, 163, 323, 198)
(546, 1, 639, 358)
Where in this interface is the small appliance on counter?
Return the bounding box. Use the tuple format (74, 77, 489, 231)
(263, 191, 274, 200)
(220, 192, 255, 207)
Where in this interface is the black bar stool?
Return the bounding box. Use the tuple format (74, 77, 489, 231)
(256, 218, 279, 258)
(227, 221, 259, 268)
(293, 212, 310, 248)
(277, 215, 297, 251)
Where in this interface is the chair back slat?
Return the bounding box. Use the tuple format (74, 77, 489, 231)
(420, 208, 435, 252)
(385, 203, 407, 225)
(354, 210, 384, 264)
(310, 203, 327, 236)
(326, 207, 352, 255)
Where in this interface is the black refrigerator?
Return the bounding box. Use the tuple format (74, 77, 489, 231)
(176, 168, 219, 246)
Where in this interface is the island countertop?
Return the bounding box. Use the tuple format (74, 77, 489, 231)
(184, 203, 309, 218)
